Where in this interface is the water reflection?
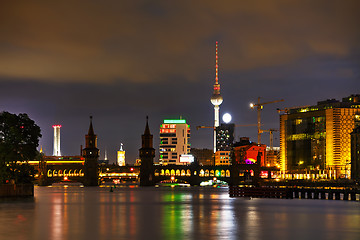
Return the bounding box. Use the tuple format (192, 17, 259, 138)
(0, 187, 360, 240)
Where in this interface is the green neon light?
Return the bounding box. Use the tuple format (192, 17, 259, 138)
(164, 119, 186, 124)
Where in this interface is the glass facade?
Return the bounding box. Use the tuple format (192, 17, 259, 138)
(285, 113, 326, 170)
(280, 94, 360, 178)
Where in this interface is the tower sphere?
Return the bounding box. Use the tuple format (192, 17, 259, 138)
(211, 94, 223, 106)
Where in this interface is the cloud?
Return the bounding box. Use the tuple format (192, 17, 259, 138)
(0, 0, 359, 84)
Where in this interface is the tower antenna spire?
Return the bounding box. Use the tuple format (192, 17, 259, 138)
(215, 41, 219, 85)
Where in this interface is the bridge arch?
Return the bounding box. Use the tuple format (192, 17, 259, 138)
(74, 169, 78, 176)
(79, 169, 84, 177)
(170, 169, 175, 176)
(186, 169, 191, 176)
(161, 169, 164, 176)
(165, 169, 170, 176)
(215, 170, 220, 177)
(154, 169, 160, 176)
(176, 170, 180, 176)
(181, 170, 186, 176)
(226, 170, 230, 177)
(221, 170, 225, 177)
(210, 170, 214, 177)
(47, 170, 52, 177)
(199, 169, 204, 177)
(205, 170, 209, 177)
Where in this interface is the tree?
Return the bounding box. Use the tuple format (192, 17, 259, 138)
(0, 112, 41, 184)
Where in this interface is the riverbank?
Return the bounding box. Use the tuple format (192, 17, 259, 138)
(0, 184, 34, 198)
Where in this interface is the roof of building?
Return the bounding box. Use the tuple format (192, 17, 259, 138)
(286, 94, 360, 114)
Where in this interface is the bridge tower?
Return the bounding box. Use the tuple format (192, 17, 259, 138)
(139, 116, 155, 186)
(83, 116, 99, 186)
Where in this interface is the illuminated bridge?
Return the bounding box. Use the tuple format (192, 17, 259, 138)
(31, 157, 279, 186)
(146, 163, 279, 186)
(30, 155, 86, 184)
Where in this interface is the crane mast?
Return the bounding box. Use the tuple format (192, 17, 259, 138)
(250, 97, 284, 144)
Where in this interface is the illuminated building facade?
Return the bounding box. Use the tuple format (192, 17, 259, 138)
(215, 151, 231, 165)
(210, 41, 223, 153)
(265, 147, 280, 168)
(53, 125, 61, 156)
(280, 94, 360, 178)
(159, 119, 191, 165)
(232, 137, 266, 166)
(117, 143, 125, 166)
(351, 126, 360, 180)
(216, 123, 235, 151)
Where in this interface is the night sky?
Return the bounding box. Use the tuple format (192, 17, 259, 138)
(0, 1, 359, 164)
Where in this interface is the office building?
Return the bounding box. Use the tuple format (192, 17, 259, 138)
(215, 151, 231, 165)
(265, 147, 280, 168)
(351, 126, 360, 180)
(216, 123, 235, 151)
(159, 119, 190, 165)
(280, 94, 360, 178)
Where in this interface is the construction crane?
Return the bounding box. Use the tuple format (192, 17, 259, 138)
(196, 124, 256, 130)
(276, 108, 289, 114)
(262, 129, 278, 150)
(250, 97, 284, 145)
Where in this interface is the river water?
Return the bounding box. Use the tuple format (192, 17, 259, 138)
(0, 186, 359, 240)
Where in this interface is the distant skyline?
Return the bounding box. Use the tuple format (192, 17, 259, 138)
(0, 1, 359, 163)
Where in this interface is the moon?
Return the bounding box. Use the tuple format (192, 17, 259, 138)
(222, 113, 232, 123)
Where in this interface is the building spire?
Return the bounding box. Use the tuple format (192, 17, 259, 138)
(144, 116, 151, 135)
(88, 116, 94, 135)
(142, 116, 153, 148)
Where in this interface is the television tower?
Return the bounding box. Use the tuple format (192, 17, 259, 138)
(52, 125, 61, 156)
(210, 41, 223, 153)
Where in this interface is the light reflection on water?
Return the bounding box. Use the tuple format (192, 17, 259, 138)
(0, 186, 359, 240)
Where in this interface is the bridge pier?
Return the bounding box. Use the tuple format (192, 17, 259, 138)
(335, 191, 341, 200)
(350, 192, 356, 201)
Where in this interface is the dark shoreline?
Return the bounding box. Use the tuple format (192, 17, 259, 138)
(0, 184, 34, 198)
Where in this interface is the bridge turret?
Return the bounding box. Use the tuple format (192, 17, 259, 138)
(139, 116, 155, 186)
(83, 116, 99, 186)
